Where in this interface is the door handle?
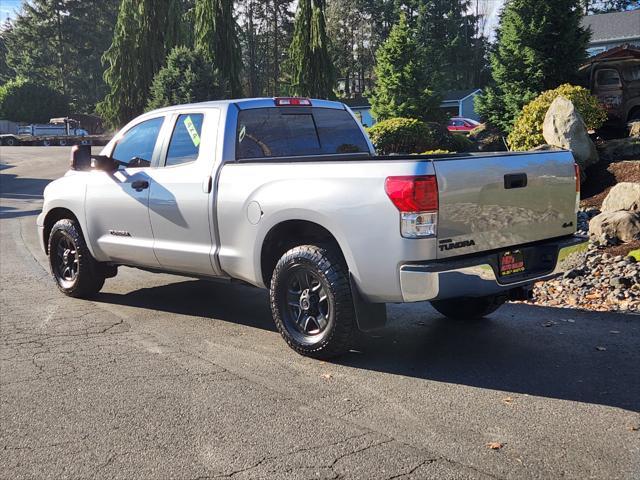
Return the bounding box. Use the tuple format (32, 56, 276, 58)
(504, 173, 527, 189)
(131, 180, 149, 191)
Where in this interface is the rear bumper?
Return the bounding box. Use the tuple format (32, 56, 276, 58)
(399, 235, 589, 302)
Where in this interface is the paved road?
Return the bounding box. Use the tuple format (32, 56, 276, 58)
(1, 147, 639, 479)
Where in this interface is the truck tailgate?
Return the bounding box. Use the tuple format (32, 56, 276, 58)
(433, 151, 577, 259)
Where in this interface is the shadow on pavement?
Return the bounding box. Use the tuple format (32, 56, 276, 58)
(346, 303, 640, 412)
(94, 279, 277, 333)
(93, 278, 639, 412)
(0, 206, 42, 219)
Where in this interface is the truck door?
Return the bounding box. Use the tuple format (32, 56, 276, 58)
(85, 116, 165, 267)
(146, 110, 221, 276)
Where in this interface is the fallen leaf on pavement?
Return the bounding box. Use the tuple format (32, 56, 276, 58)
(321, 373, 333, 379)
(486, 442, 504, 450)
(629, 425, 639, 431)
(502, 396, 514, 405)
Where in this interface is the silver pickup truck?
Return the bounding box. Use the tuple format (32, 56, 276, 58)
(38, 98, 588, 358)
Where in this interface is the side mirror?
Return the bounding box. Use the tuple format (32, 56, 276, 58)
(70, 144, 91, 170)
(69, 144, 116, 172)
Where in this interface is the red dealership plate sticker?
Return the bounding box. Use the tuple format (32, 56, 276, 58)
(499, 250, 525, 276)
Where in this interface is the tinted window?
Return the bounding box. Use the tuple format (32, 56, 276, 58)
(596, 69, 621, 87)
(624, 65, 640, 82)
(236, 107, 369, 159)
(165, 114, 204, 166)
(112, 117, 164, 167)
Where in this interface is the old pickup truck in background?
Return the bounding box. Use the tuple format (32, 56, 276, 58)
(38, 97, 588, 358)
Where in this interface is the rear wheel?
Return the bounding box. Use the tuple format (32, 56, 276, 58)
(430, 295, 505, 320)
(270, 245, 355, 359)
(48, 219, 105, 298)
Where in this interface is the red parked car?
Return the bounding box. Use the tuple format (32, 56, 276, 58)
(447, 117, 481, 133)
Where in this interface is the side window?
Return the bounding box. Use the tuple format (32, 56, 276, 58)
(165, 114, 204, 167)
(596, 69, 621, 87)
(112, 117, 164, 167)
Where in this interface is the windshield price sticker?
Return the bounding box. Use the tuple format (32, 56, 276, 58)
(184, 116, 201, 147)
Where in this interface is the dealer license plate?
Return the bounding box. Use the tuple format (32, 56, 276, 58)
(499, 250, 525, 276)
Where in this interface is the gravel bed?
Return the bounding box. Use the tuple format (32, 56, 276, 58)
(527, 208, 640, 313)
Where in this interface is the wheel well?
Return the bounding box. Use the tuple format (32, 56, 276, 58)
(260, 220, 345, 286)
(628, 107, 640, 122)
(43, 208, 80, 254)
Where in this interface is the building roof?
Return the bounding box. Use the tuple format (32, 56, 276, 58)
(441, 89, 482, 103)
(581, 10, 640, 45)
(580, 44, 640, 69)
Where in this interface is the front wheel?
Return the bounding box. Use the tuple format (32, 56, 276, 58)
(430, 295, 505, 320)
(48, 219, 105, 297)
(270, 245, 355, 359)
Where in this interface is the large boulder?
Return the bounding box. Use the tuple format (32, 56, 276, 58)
(589, 210, 640, 243)
(602, 182, 640, 213)
(542, 96, 599, 175)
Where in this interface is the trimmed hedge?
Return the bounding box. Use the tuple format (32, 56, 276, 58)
(367, 117, 454, 154)
(507, 84, 607, 151)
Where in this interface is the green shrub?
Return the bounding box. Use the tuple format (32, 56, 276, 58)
(507, 84, 608, 151)
(468, 123, 507, 152)
(0, 78, 69, 123)
(367, 117, 454, 155)
(451, 133, 474, 152)
(147, 46, 221, 110)
(420, 150, 451, 155)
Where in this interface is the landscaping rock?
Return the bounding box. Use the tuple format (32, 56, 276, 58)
(542, 96, 599, 176)
(601, 182, 640, 213)
(629, 121, 640, 138)
(589, 210, 640, 243)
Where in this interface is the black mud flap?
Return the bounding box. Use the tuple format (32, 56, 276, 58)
(350, 273, 387, 331)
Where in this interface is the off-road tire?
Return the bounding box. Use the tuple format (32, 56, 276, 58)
(430, 295, 505, 320)
(270, 245, 355, 359)
(48, 218, 105, 298)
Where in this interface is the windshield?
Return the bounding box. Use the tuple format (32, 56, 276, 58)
(236, 107, 369, 160)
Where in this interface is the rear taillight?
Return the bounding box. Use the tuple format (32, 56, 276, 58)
(385, 175, 438, 238)
(274, 97, 312, 106)
(385, 176, 438, 212)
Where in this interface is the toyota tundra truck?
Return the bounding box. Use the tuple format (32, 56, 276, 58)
(37, 98, 588, 358)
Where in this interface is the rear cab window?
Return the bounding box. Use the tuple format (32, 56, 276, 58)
(236, 107, 369, 160)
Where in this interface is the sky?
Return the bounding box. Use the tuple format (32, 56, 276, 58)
(0, 0, 21, 22)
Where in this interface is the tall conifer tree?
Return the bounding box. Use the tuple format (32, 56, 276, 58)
(99, 0, 182, 127)
(195, 0, 242, 97)
(369, 13, 442, 122)
(288, 0, 333, 98)
(476, 0, 590, 132)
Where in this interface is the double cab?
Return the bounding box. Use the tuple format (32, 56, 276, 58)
(38, 98, 588, 358)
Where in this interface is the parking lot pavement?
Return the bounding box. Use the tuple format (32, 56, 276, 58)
(1, 147, 639, 479)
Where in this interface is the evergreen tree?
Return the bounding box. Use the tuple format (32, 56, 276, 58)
(415, 0, 488, 91)
(2, 0, 119, 112)
(195, 0, 242, 97)
(147, 46, 221, 109)
(476, 0, 590, 132)
(289, 0, 334, 98)
(369, 13, 443, 122)
(99, 0, 182, 127)
(0, 78, 69, 123)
